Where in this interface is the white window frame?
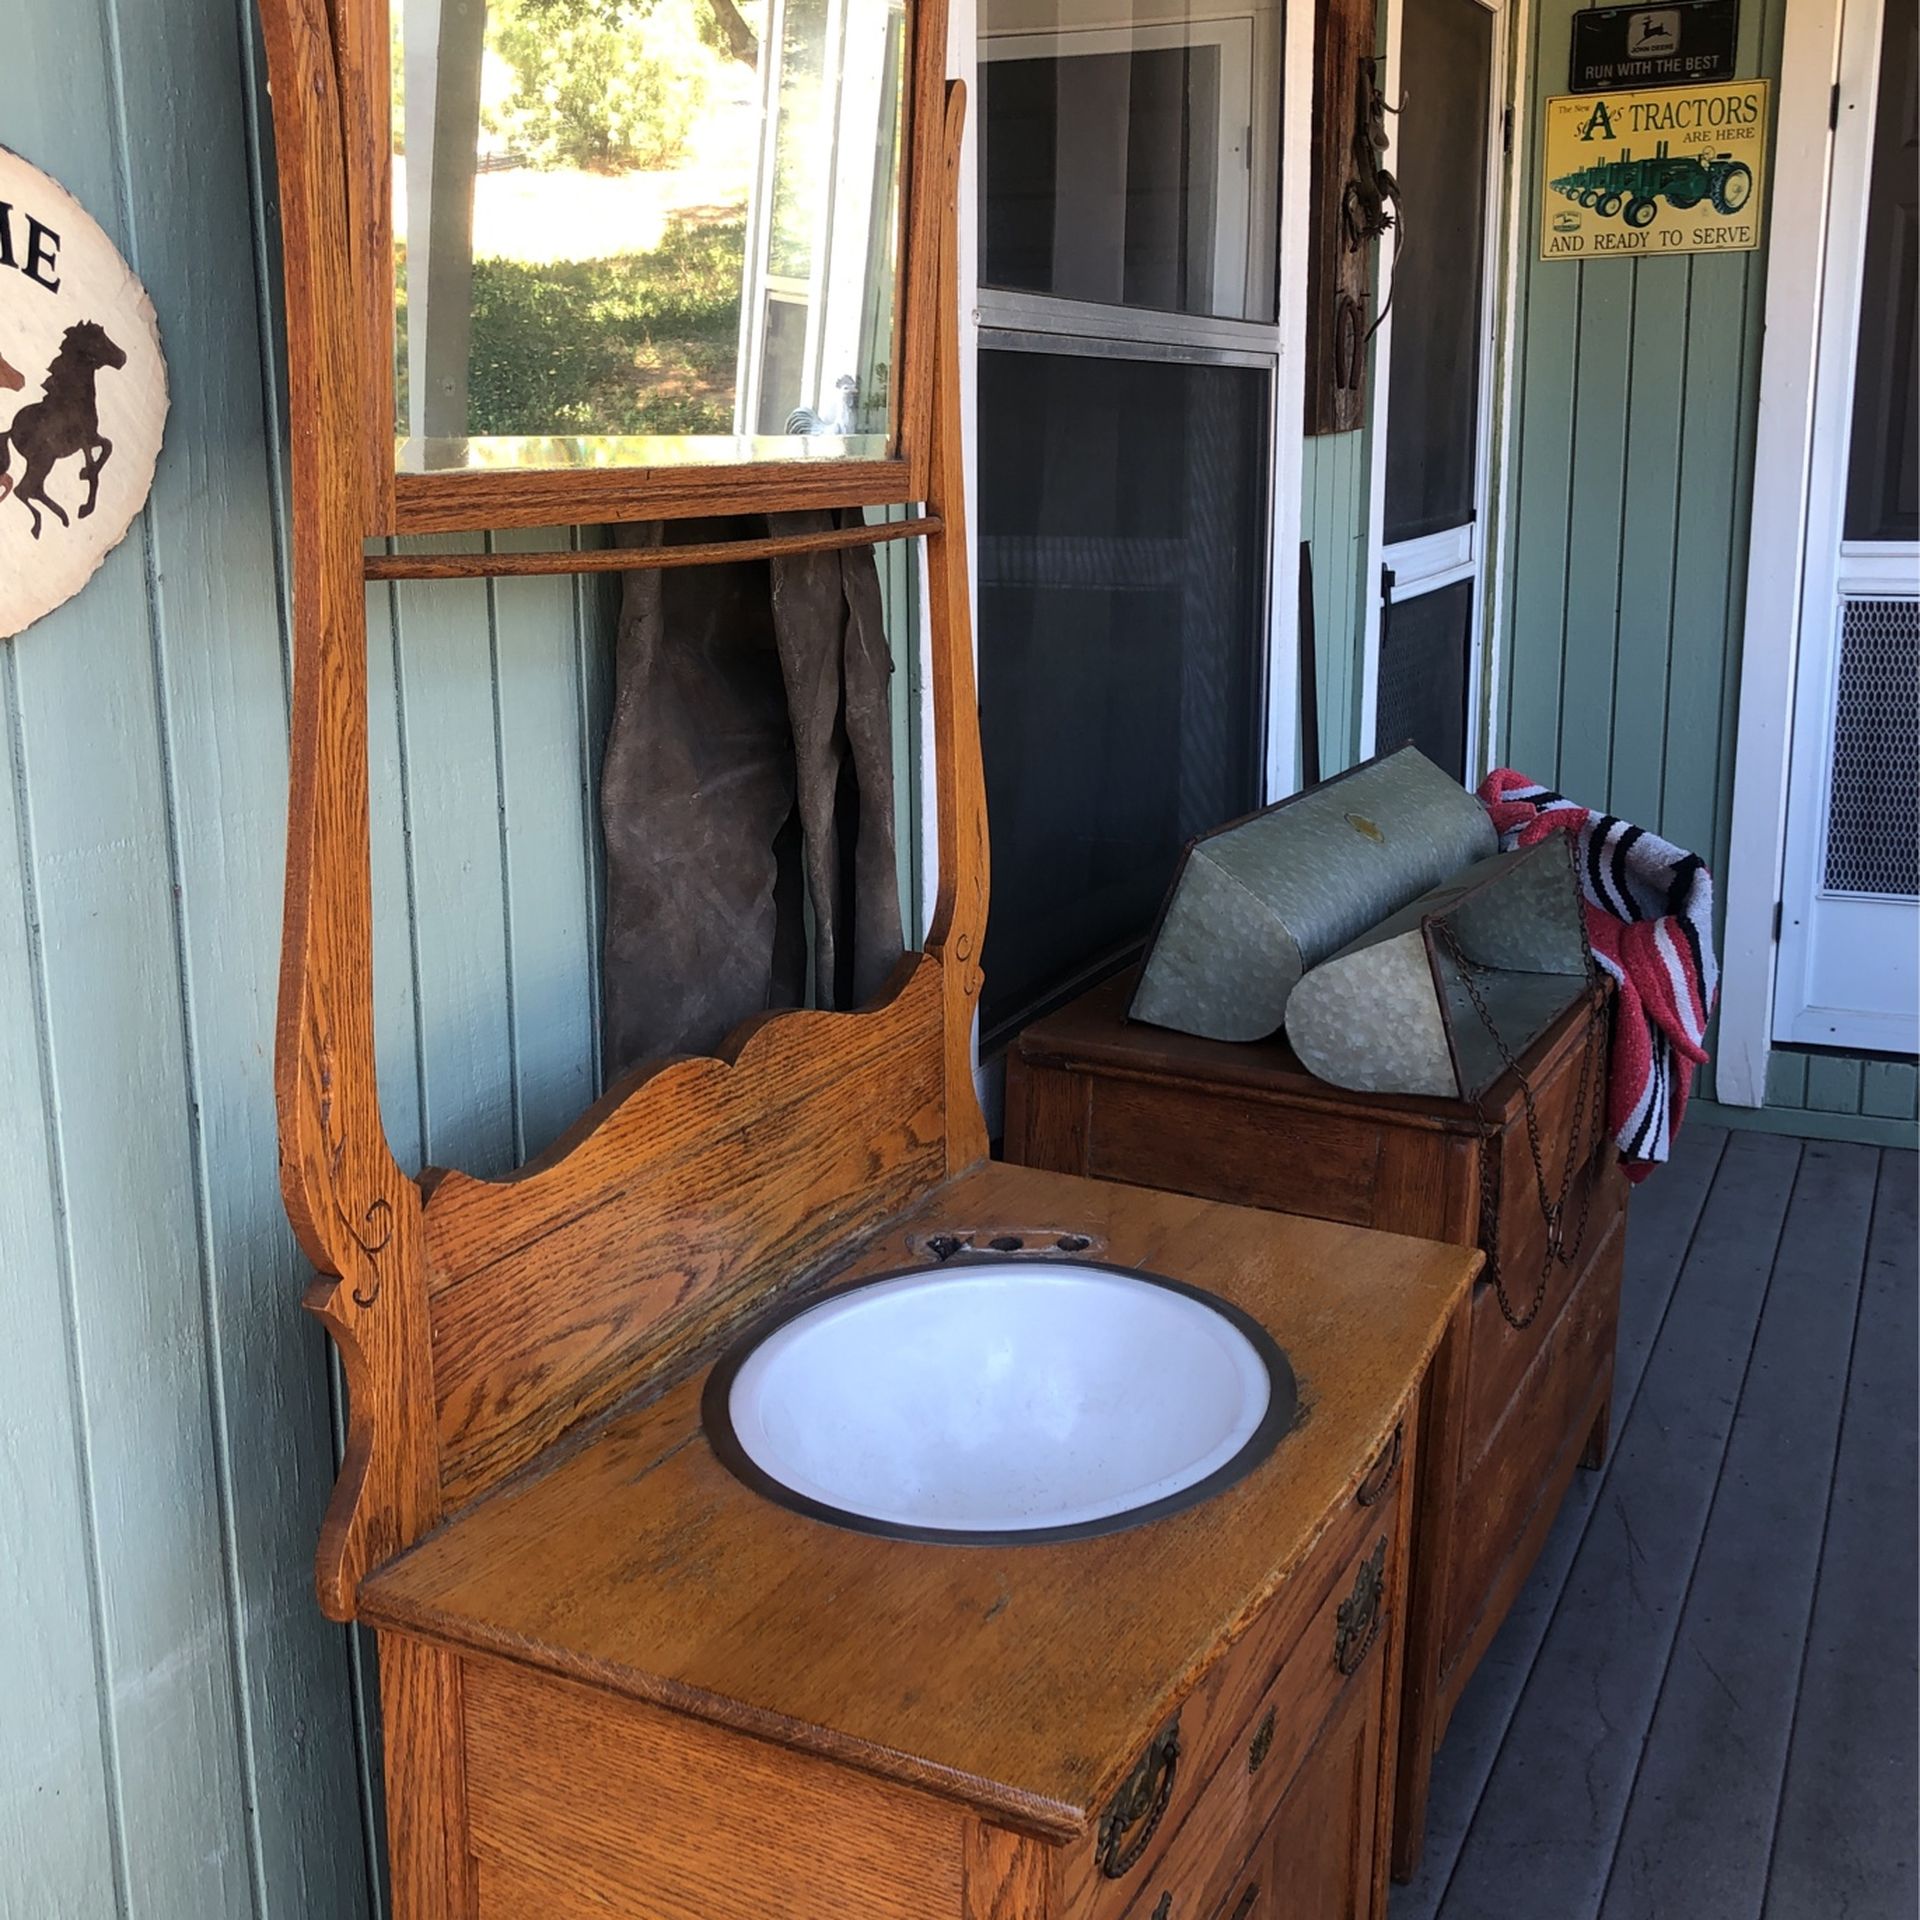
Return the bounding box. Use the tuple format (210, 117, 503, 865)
(954, 0, 1313, 833)
(932, 0, 1311, 1115)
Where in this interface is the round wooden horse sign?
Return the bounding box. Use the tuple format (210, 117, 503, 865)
(0, 146, 168, 640)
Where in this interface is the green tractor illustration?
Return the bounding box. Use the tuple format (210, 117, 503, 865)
(1550, 141, 1753, 227)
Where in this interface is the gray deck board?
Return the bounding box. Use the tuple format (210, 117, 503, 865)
(1762, 1153, 1919, 1920)
(1393, 1133, 1918, 1920)
(1393, 1124, 1731, 1918)
(1597, 1141, 1881, 1920)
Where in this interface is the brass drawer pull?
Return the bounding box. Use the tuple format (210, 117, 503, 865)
(1097, 1716, 1181, 1879)
(1334, 1539, 1387, 1676)
(1247, 1705, 1276, 1774)
(1231, 1887, 1261, 1920)
(1356, 1425, 1402, 1506)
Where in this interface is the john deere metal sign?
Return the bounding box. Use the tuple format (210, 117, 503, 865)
(1568, 0, 1739, 92)
(1541, 79, 1768, 260)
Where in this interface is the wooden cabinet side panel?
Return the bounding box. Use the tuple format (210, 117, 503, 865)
(1459, 1152, 1628, 1482)
(965, 1822, 1056, 1920)
(1391, 1297, 1471, 1883)
(1002, 1056, 1092, 1177)
(378, 1635, 477, 1920)
(461, 1655, 966, 1920)
(1441, 1206, 1627, 1679)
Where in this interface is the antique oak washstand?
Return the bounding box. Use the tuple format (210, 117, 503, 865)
(258, 2, 1481, 1912)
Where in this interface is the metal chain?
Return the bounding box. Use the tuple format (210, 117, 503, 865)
(1434, 869, 1610, 1332)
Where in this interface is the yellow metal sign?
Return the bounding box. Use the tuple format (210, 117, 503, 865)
(1541, 78, 1768, 260)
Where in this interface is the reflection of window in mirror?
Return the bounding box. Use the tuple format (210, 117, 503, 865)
(391, 0, 907, 472)
(977, 0, 1283, 325)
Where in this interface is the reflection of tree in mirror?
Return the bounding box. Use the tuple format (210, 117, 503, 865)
(457, 217, 749, 434)
(484, 0, 765, 171)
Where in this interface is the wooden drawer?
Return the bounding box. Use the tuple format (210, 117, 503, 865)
(1082, 1077, 1391, 1229)
(1063, 1430, 1405, 1920)
(1099, 1583, 1393, 1920)
(1226, 1666, 1386, 1920)
(462, 1657, 965, 1920)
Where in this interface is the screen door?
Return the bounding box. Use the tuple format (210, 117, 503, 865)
(1370, 0, 1502, 781)
(1774, 0, 1919, 1052)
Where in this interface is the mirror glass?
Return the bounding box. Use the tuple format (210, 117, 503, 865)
(391, 0, 909, 474)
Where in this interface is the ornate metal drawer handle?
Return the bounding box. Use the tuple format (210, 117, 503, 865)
(1231, 1886, 1261, 1920)
(1334, 1538, 1388, 1676)
(1247, 1705, 1276, 1774)
(1357, 1425, 1403, 1506)
(1097, 1716, 1181, 1879)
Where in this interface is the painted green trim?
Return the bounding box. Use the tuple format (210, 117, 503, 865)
(1861, 1059, 1920, 1122)
(1300, 429, 1369, 775)
(1687, 1099, 1920, 1151)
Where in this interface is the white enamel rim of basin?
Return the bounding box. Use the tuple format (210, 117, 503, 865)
(701, 1259, 1299, 1544)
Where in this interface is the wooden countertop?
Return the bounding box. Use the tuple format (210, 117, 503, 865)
(361, 1160, 1479, 1841)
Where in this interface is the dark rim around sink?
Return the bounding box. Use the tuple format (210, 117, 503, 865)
(700, 1256, 1302, 1546)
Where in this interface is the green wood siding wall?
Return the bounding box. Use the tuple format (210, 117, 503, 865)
(1498, 0, 1914, 1140)
(0, 3, 610, 1912)
(1300, 429, 1370, 776)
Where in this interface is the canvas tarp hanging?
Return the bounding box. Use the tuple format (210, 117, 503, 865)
(600, 510, 904, 1075)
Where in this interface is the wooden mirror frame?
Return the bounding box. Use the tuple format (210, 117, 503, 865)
(258, 0, 984, 1620)
(327, 0, 950, 536)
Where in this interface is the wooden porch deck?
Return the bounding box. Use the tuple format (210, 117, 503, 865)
(1393, 1124, 1919, 1920)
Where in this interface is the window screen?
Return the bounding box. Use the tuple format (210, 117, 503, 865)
(1844, 0, 1918, 543)
(1376, 578, 1472, 781)
(977, 347, 1270, 1041)
(1383, 0, 1493, 545)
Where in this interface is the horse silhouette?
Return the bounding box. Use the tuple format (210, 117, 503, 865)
(0, 321, 128, 539)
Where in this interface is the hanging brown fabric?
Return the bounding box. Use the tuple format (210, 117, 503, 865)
(767, 508, 906, 1014)
(600, 511, 905, 1076)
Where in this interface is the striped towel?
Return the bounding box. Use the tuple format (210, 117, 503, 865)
(1478, 771, 1718, 1180)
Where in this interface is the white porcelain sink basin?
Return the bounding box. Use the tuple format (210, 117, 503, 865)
(703, 1259, 1297, 1543)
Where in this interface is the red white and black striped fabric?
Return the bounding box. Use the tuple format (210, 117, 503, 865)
(1477, 770, 1718, 1181)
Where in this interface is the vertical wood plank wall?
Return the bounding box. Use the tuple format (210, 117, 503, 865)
(1299, 429, 1371, 777)
(1495, 0, 1914, 1140)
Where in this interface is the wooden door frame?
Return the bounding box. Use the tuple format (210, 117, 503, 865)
(1717, 0, 1849, 1106)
